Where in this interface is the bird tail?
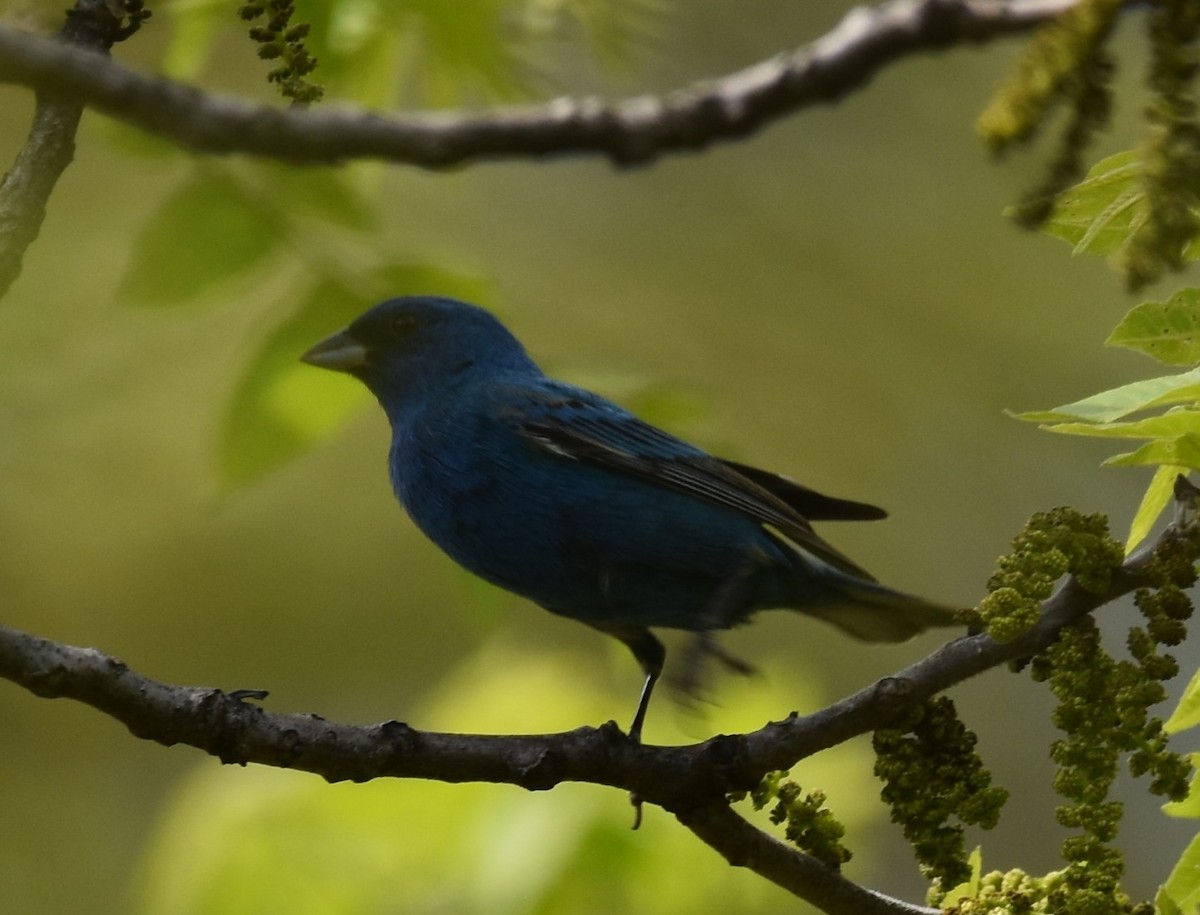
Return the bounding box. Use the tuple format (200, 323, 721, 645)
(799, 572, 960, 643)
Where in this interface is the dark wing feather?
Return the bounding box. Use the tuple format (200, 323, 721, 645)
(509, 388, 876, 579)
(717, 459, 887, 522)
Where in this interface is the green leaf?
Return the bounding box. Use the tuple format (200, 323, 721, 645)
(1039, 150, 1142, 257)
(1105, 434, 1200, 471)
(94, 119, 180, 160)
(1167, 668, 1200, 736)
(1042, 410, 1200, 440)
(1107, 289, 1200, 366)
(221, 279, 370, 487)
(1014, 367, 1200, 424)
(939, 847, 983, 906)
(1159, 832, 1200, 914)
(221, 265, 491, 485)
(294, 0, 526, 105)
(1164, 754, 1200, 819)
(120, 170, 284, 305)
(516, 0, 666, 74)
(1126, 463, 1187, 553)
(320, 1, 403, 109)
(258, 163, 377, 232)
(1157, 883, 1186, 915)
(160, 0, 226, 81)
(290, 0, 665, 108)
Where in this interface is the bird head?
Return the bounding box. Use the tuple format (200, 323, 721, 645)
(301, 296, 536, 418)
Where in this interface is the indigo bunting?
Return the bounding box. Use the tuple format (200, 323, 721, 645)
(302, 296, 956, 741)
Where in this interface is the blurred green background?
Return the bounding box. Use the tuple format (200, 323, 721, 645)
(1, 1, 1196, 913)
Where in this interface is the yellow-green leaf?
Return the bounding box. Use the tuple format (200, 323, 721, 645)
(1043, 410, 1200, 440)
(1126, 463, 1187, 553)
(1159, 831, 1200, 914)
(120, 169, 284, 305)
(1167, 669, 1200, 736)
(939, 847, 984, 906)
(221, 279, 370, 487)
(1163, 752, 1200, 820)
(1014, 367, 1200, 424)
(258, 163, 377, 232)
(1107, 290, 1200, 366)
(160, 0, 225, 81)
(1157, 883, 1186, 915)
(1039, 150, 1142, 257)
(1105, 434, 1200, 471)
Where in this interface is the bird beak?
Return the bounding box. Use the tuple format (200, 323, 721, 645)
(300, 329, 368, 373)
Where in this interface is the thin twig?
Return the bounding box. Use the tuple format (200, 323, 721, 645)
(677, 802, 939, 915)
(0, 1, 135, 298)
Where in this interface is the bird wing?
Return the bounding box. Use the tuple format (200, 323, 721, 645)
(503, 384, 877, 579)
(715, 459, 887, 522)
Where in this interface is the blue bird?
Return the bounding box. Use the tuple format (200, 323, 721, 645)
(302, 296, 956, 741)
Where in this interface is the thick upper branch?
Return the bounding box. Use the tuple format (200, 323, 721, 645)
(0, 0, 1075, 168)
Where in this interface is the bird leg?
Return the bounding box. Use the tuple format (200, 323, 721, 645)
(588, 622, 665, 744)
(585, 623, 665, 830)
(628, 666, 659, 746)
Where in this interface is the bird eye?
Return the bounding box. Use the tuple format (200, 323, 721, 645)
(391, 314, 418, 338)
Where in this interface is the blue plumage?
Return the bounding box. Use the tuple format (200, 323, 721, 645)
(302, 296, 956, 740)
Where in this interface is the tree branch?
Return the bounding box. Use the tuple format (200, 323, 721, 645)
(2, 484, 1196, 915)
(677, 802, 939, 915)
(0, 0, 1075, 169)
(0, 1, 137, 299)
(742, 569, 1147, 774)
